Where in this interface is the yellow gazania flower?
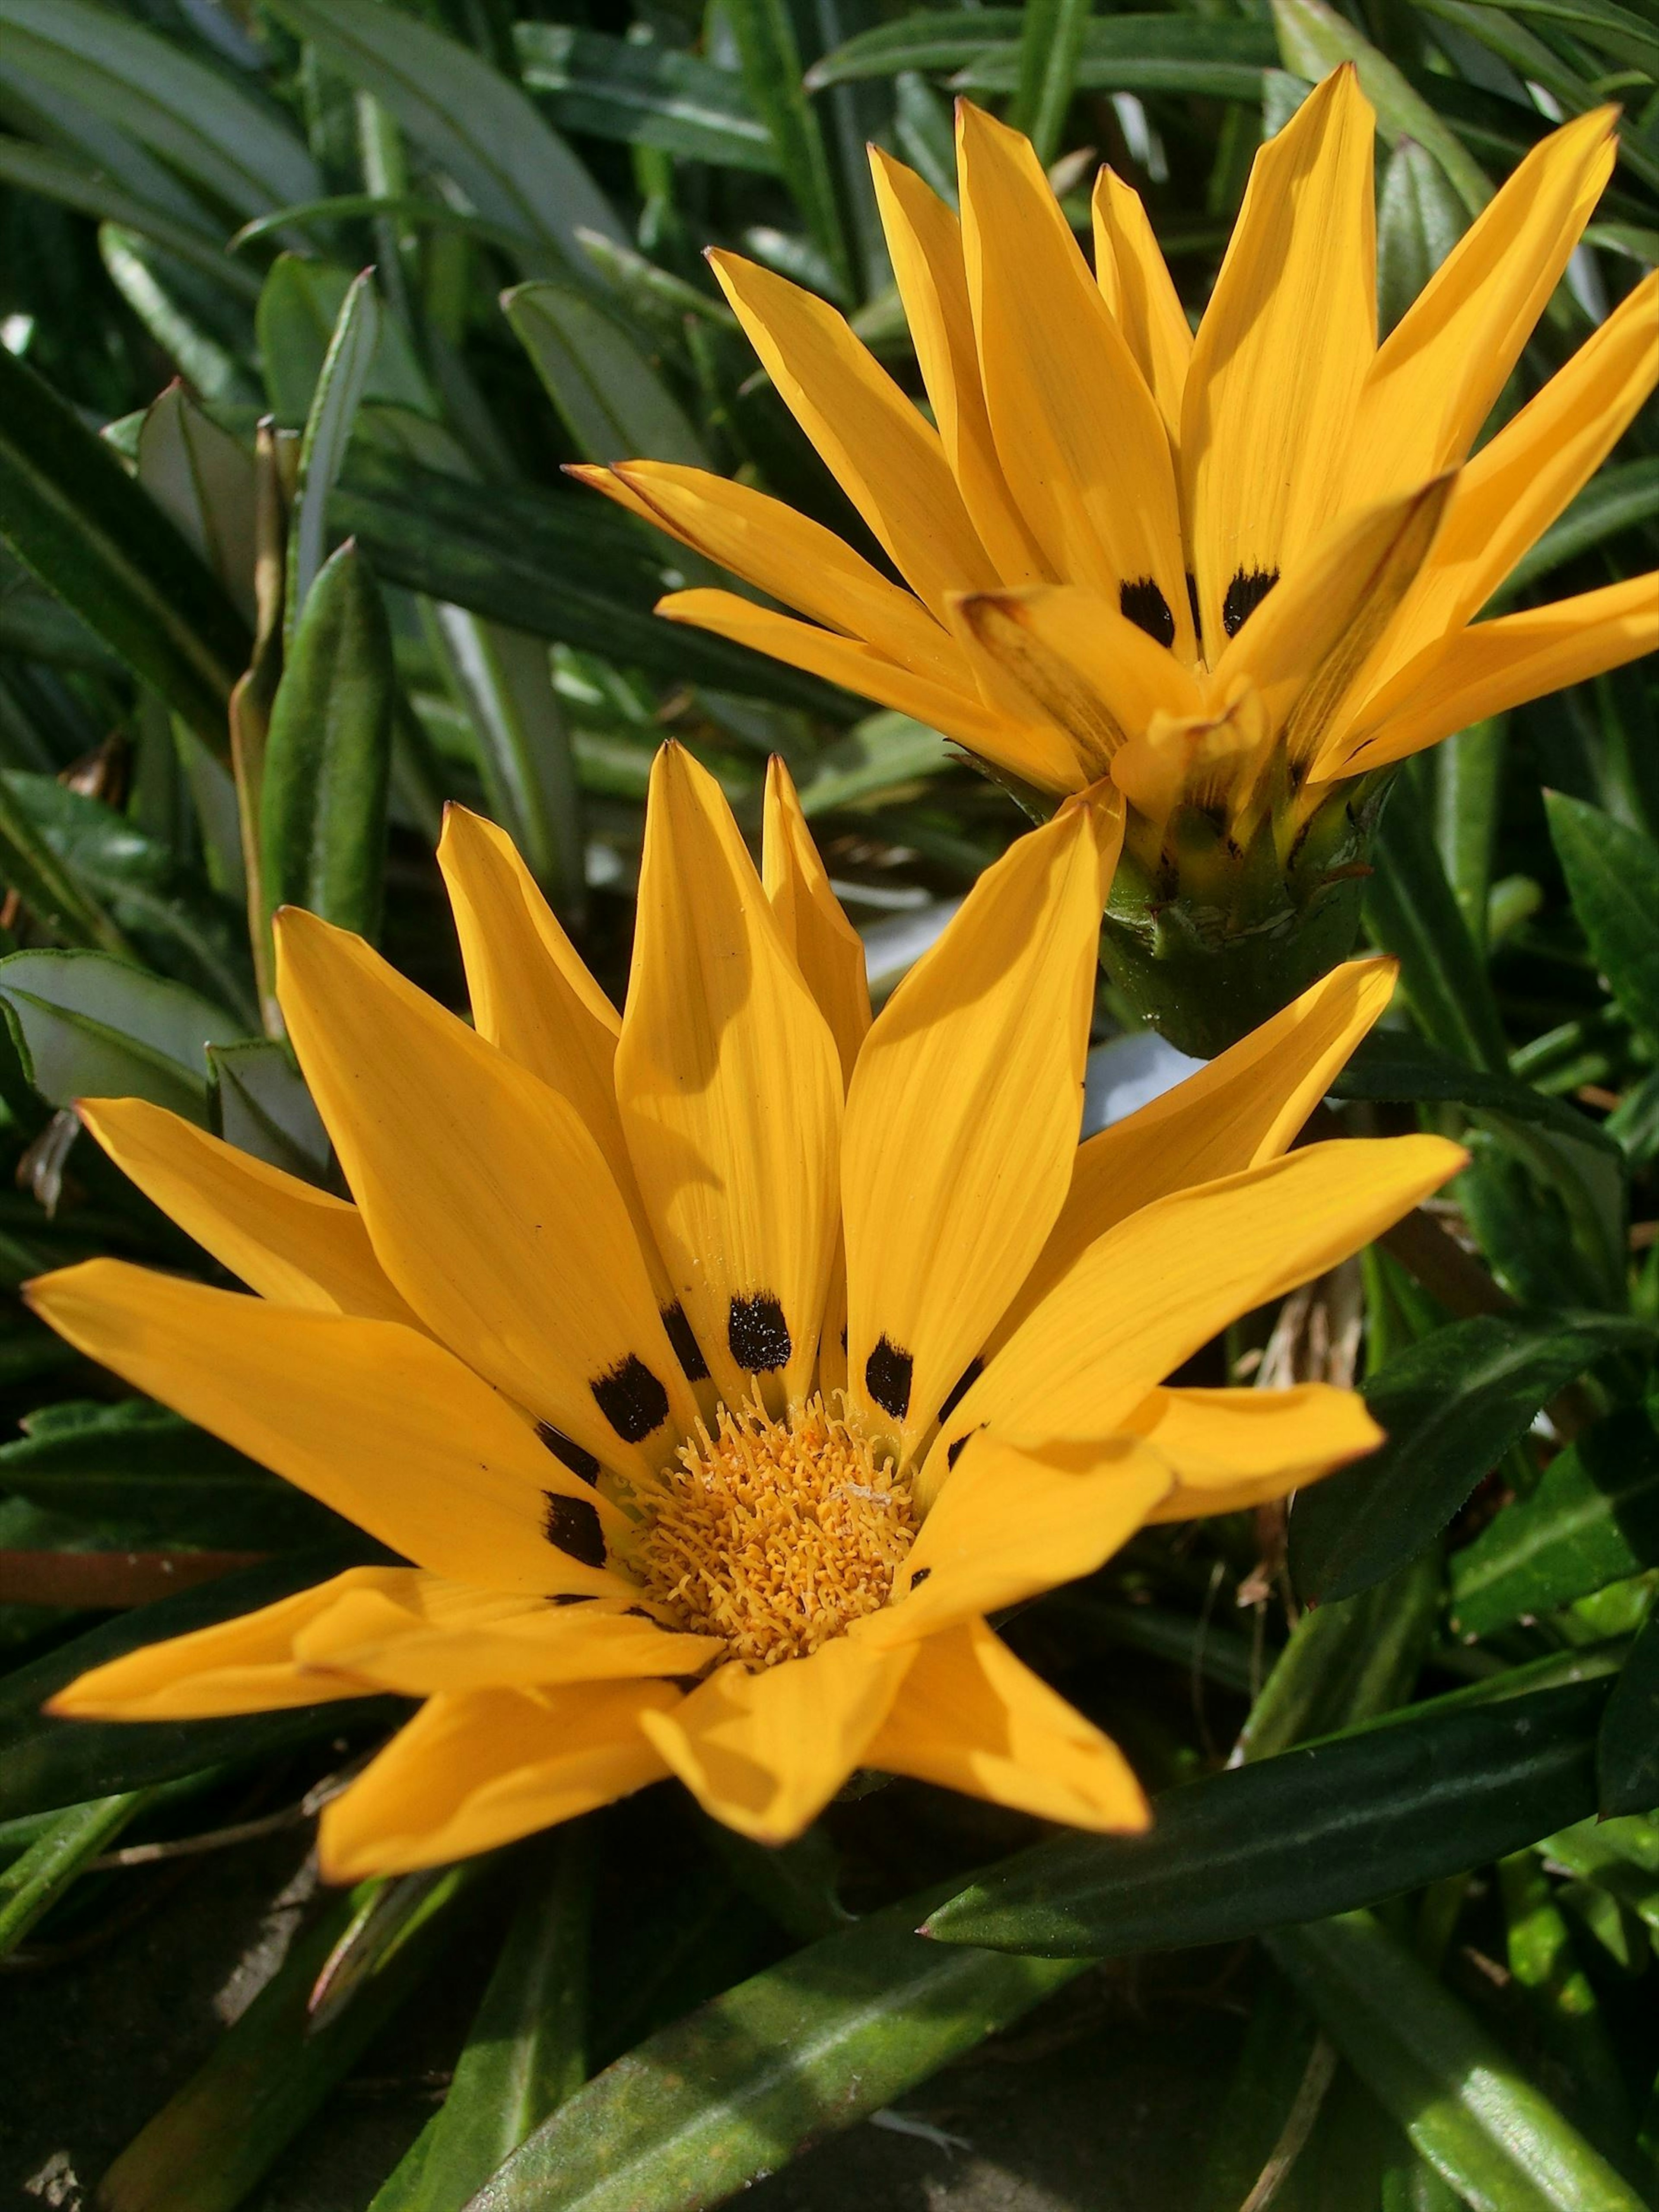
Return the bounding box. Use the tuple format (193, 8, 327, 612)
(29, 748, 1459, 1874)
(576, 71, 1658, 1049)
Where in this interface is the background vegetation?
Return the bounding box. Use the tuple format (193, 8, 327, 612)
(0, 0, 1654, 2205)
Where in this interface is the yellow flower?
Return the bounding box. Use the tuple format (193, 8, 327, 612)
(30, 749, 1458, 1874)
(576, 72, 1657, 1050)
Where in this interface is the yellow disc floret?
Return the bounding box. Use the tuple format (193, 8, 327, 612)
(634, 1394, 917, 1669)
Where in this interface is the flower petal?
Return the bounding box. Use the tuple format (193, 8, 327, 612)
(617, 744, 842, 1415)
(842, 793, 1119, 1457)
(318, 1682, 677, 1879)
(1182, 66, 1376, 659)
(76, 1096, 415, 1325)
(276, 908, 696, 1481)
(709, 250, 997, 616)
(762, 756, 871, 1085)
(637, 1634, 914, 1843)
(1090, 166, 1191, 448)
(957, 102, 1191, 652)
(26, 1261, 637, 1598)
(869, 1618, 1148, 1832)
(923, 1135, 1463, 1507)
(1127, 1382, 1382, 1520)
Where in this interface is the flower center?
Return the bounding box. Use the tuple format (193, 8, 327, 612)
(633, 1394, 917, 1669)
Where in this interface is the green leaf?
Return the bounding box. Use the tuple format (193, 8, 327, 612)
(924, 1681, 1605, 1956)
(1507, 460, 1659, 597)
(0, 1547, 395, 1820)
(0, 1788, 148, 1959)
(466, 1881, 1085, 2211)
(1364, 768, 1510, 1074)
(0, 947, 243, 1122)
(262, 0, 626, 267)
(0, 135, 259, 299)
(514, 25, 776, 173)
(0, 343, 250, 753)
(1450, 1406, 1659, 1637)
(1378, 137, 1471, 336)
(1236, 1552, 1442, 1764)
(1547, 791, 1659, 1055)
(807, 12, 1274, 99)
(1598, 1610, 1659, 1818)
(1008, 0, 1093, 165)
(207, 1037, 331, 1180)
(256, 254, 434, 430)
(1461, 0, 1659, 76)
(135, 385, 257, 626)
(1499, 1850, 1637, 2169)
(262, 539, 393, 943)
(0, 770, 134, 959)
(723, 0, 851, 295)
(1290, 1313, 1653, 1605)
(1433, 720, 1506, 953)
(1331, 1027, 1620, 1159)
(1268, 1910, 1648, 2212)
(286, 270, 380, 642)
(503, 282, 710, 468)
(794, 712, 954, 815)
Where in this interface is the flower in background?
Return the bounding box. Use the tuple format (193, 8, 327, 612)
(32, 748, 1458, 1874)
(578, 71, 1657, 1052)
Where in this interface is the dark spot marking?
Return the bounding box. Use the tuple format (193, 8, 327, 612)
(937, 1356, 984, 1427)
(728, 1292, 791, 1373)
(865, 1335, 913, 1422)
(591, 1354, 670, 1443)
(1221, 567, 1279, 640)
(535, 1420, 599, 1486)
(1185, 571, 1201, 642)
(661, 1300, 709, 1382)
(1119, 577, 1176, 650)
(549, 1592, 597, 1607)
(910, 1567, 932, 1589)
(840, 1325, 848, 1352)
(945, 1432, 973, 1471)
(541, 1491, 606, 1568)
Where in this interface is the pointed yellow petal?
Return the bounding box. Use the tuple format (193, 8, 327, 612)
(318, 1682, 677, 1879)
(1183, 66, 1377, 657)
(861, 1435, 1170, 1647)
(923, 1135, 1463, 1508)
(1332, 574, 1659, 780)
(25, 1261, 636, 1596)
(638, 1636, 914, 1844)
(869, 1618, 1149, 1831)
(47, 1568, 401, 1720)
(276, 908, 696, 1481)
(709, 250, 997, 616)
(842, 793, 1120, 1456)
(1090, 166, 1191, 447)
(956, 102, 1191, 652)
(1127, 1382, 1382, 1520)
(617, 745, 842, 1415)
(868, 148, 1052, 587)
(1346, 108, 1618, 509)
(1002, 957, 1398, 1344)
(580, 461, 968, 687)
(762, 756, 871, 1085)
(76, 1096, 415, 1325)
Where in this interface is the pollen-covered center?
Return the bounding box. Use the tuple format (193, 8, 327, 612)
(634, 1394, 917, 1669)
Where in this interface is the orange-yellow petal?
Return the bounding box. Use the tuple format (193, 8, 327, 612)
(762, 755, 871, 1086)
(1125, 1382, 1382, 1520)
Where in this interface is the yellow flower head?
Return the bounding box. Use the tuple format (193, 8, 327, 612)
(577, 73, 1657, 1048)
(29, 750, 1459, 1873)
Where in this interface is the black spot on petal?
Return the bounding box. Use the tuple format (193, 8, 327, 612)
(728, 1292, 791, 1373)
(1119, 577, 1175, 650)
(1221, 567, 1279, 640)
(910, 1567, 931, 1589)
(1186, 571, 1202, 644)
(535, 1421, 599, 1485)
(541, 1491, 606, 1568)
(945, 1427, 983, 1472)
(549, 1592, 597, 1607)
(937, 1356, 984, 1427)
(661, 1300, 709, 1382)
(840, 1325, 848, 1352)
(591, 1355, 670, 1443)
(865, 1335, 913, 1422)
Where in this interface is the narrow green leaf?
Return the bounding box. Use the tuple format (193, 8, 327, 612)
(807, 9, 1024, 86)
(256, 254, 434, 430)
(1507, 460, 1659, 597)
(0, 1788, 148, 1958)
(1546, 791, 1659, 1055)
(1236, 1552, 1441, 1764)
(0, 947, 242, 1122)
(514, 25, 776, 172)
(1268, 1910, 1647, 2212)
(1433, 721, 1506, 954)
(503, 282, 709, 468)
(1378, 137, 1471, 334)
(0, 135, 259, 298)
(723, 0, 851, 295)
(0, 345, 250, 753)
(1364, 768, 1510, 1074)
(1450, 1406, 1659, 1637)
(286, 270, 380, 642)
(957, 15, 1279, 99)
(262, 539, 392, 943)
(1459, 0, 1659, 76)
(1290, 1313, 1653, 1605)
(794, 713, 953, 815)
(207, 1037, 331, 1180)
(1598, 1611, 1659, 1818)
(1009, 0, 1093, 165)
(135, 385, 257, 626)
(1500, 1851, 1636, 2170)
(0, 770, 133, 958)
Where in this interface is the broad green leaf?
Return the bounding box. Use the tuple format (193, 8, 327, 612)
(0, 1546, 395, 1820)
(1451, 1406, 1659, 1637)
(262, 0, 626, 266)
(256, 254, 434, 430)
(0, 947, 243, 1123)
(795, 712, 954, 814)
(1290, 1314, 1654, 1605)
(0, 1788, 148, 1958)
(135, 386, 257, 625)
(1268, 1910, 1647, 2212)
(0, 1398, 346, 1550)
(1546, 791, 1659, 1055)
(0, 344, 250, 753)
(0, 771, 133, 960)
(262, 540, 393, 943)
(465, 1880, 1084, 2212)
(1364, 766, 1510, 1074)
(723, 0, 852, 295)
(1379, 136, 1471, 335)
(207, 1037, 331, 1181)
(923, 1682, 1604, 1955)
(514, 25, 776, 173)
(286, 271, 380, 641)
(1008, 0, 1093, 165)
(1598, 1611, 1659, 1818)
(502, 282, 710, 469)
(1506, 460, 1659, 597)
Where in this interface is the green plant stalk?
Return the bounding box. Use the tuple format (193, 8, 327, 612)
(0, 1788, 150, 1958)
